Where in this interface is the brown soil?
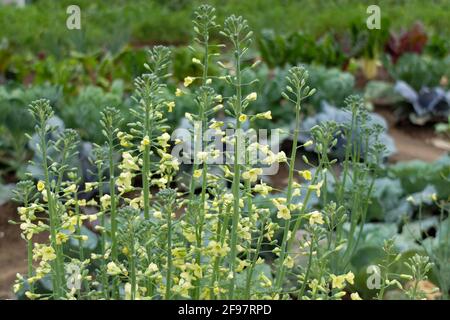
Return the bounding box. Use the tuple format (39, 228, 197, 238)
(0, 202, 27, 299)
(375, 106, 448, 162)
(0, 202, 48, 299)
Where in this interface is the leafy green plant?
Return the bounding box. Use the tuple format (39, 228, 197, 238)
(306, 65, 355, 108)
(389, 155, 450, 200)
(387, 53, 450, 91)
(9, 4, 447, 301)
(59, 80, 129, 144)
(257, 29, 351, 69)
(0, 84, 63, 179)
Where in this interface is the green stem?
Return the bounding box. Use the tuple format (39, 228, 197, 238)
(130, 236, 136, 300)
(75, 197, 84, 262)
(143, 146, 150, 220)
(165, 206, 173, 299)
(108, 140, 117, 260)
(298, 233, 315, 299)
(40, 129, 64, 299)
(209, 205, 231, 299)
(275, 101, 301, 290)
(192, 28, 211, 299)
(193, 163, 208, 299)
(23, 194, 35, 294)
(97, 162, 109, 299)
(107, 130, 118, 299)
(74, 196, 85, 297)
(27, 239, 34, 294)
(288, 167, 320, 247)
(142, 98, 152, 220)
(228, 47, 243, 299)
(244, 213, 266, 298)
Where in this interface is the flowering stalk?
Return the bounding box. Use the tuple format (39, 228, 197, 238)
(192, 87, 217, 298)
(29, 99, 65, 299)
(187, 4, 217, 202)
(165, 205, 173, 299)
(220, 14, 253, 299)
(139, 46, 171, 220)
(100, 107, 120, 298)
(142, 141, 151, 221)
(101, 108, 119, 261)
(93, 146, 109, 298)
(187, 5, 219, 299)
(8, 4, 436, 302)
(275, 67, 315, 291)
(13, 181, 36, 294)
(156, 189, 177, 299)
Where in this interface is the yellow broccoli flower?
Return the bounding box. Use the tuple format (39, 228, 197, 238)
(299, 170, 312, 181)
(276, 205, 291, 220)
(308, 180, 323, 197)
(107, 262, 122, 276)
(254, 183, 272, 197)
(193, 169, 202, 179)
(184, 76, 194, 87)
(141, 135, 150, 147)
(283, 255, 294, 268)
(41, 246, 56, 261)
(157, 132, 171, 149)
(351, 292, 362, 300)
(166, 101, 175, 112)
(37, 180, 45, 192)
(242, 168, 263, 183)
(238, 114, 247, 122)
(308, 211, 324, 225)
(331, 274, 346, 289)
(100, 194, 111, 210)
(175, 88, 184, 96)
(345, 271, 355, 285)
(245, 92, 257, 101)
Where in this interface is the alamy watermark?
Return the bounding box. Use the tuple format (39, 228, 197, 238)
(66, 5, 81, 30)
(366, 5, 381, 30)
(366, 265, 382, 289)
